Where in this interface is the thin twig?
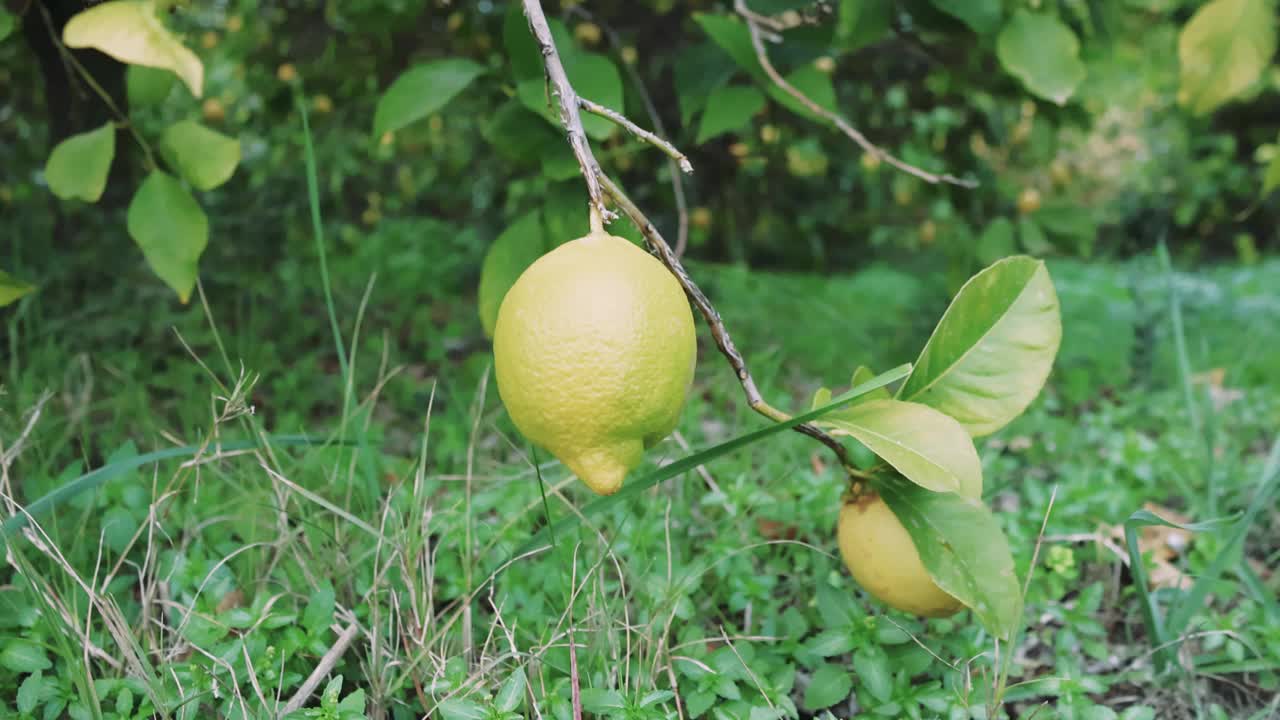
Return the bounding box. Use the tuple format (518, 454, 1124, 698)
(521, 0, 855, 472)
(579, 98, 692, 174)
(567, 8, 693, 256)
(522, 1, 614, 222)
(280, 623, 361, 714)
(736, 0, 976, 188)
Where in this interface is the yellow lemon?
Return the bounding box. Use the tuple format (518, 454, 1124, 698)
(838, 490, 963, 618)
(493, 229, 697, 495)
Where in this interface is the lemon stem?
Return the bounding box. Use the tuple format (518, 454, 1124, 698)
(589, 203, 605, 234)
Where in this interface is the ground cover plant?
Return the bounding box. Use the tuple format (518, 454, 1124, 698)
(2, 2, 1280, 719)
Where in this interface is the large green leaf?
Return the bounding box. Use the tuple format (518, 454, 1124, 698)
(478, 209, 549, 338)
(899, 256, 1061, 437)
(44, 123, 115, 202)
(159, 120, 241, 191)
(126, 64, 176, 108)
(63, 0, 203, 97)
(932, 0, 1002, 34)
(126, 171, 208, 303)
(374, 59, 486, 136)
(1177, 0, 1276, 115)
(674, 43, 738, 125)
(768, 65, 838, 123)
(836, 0, 892, 51)
(817, 399, 982, 495)
(697, 85, 766, 143)
(996, 11, 1086, 105)
(879, 477, 1022, 641)
(694, 12, 765, 79)
(0, 268, 35, 307)
(0, 9, 17, 43)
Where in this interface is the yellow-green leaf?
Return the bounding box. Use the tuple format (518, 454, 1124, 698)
(899, 257, 1062, 437)
(63, 0, 203, 98)
(817, 398, 983, 496)
(159, 120, 241, 191)
(1178, 0, 1276, 115)
(45, 123, 116, 202)
(0, 268, 36, 307)
(126, 171, 208, 302)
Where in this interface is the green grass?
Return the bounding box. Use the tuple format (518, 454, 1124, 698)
(2, 251, 1279, 719)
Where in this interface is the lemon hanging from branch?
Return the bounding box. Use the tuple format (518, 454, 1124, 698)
(493, 213, 697, 495)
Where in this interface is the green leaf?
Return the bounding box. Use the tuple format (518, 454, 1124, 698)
(303, 586, 335, 634)
(694, 13, 764, 79)
(561, 52, 624, 140)
(768, 65, 838, 123)
(1264, 143, 1280, 196)
(803, 663, 852, 710)
(17, 671, 43, 714)
(580, 688, 627, 711)
(1177, 0, 1276, 115)
(899, 256, 1062, 437)
(852, 648, 893, 702)
(848, 366, 891, 405)
(675, 43, 738, 125)
(1018, 216, 1053, 255)
(996, 11, 1086, 105)
(817, 399, 982, 495)
(0, 9, 17, 43)
(879, 477, 1022, 640)
(436, 699, 487, 720)
(697, 85, 766, 143)
(931, 0, 1003, 34)
(374, 58, 486, 136)
(807, 629, 855, 657)
(478, 209, 549, 338)
(0, 268, 36, 307)
(836, 0, 892, 51)
(159, 120, 241, 191)
(45, 123, 115, 202)
(975, 217, 1017, 266)
(126, 171, 208, 303)
(126, 64, 176, 108)
(63, 0, 203, 97)
(1, 640, 52, 673)
(495, 668, 527, 712)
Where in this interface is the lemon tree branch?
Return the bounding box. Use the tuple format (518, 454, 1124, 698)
(578, 98, 693, 174)
(521, 0, 856, 473)
(565, 4, 693, 256)
(735, 0, 977, 189)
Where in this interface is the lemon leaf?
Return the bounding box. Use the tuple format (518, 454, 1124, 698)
(996, 11, 1086, 105)
(63, 0, 203, 98)
(817, 399, 982, 496)
(478, 209, 548, 338)
(373, 58, 486, 137)
(126, 171, 208, 302)
(899, 256, 1062, 437)
(126, 64, 176, 109)
(44, 122, 115, 202)
(879, 476, 1022, 641)
(159, 120, 241, 191)
(1177, 0, 1276, 115)
(0, 268, 36, 307)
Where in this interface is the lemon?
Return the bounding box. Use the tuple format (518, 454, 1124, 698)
(838, 491, 964, 617)
(493, 229, 697, 495)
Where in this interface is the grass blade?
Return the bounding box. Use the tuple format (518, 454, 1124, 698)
(2, 434, 325, 538)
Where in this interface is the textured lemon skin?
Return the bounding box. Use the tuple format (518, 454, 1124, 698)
(838, 492, 964, 618)
(492, 230, 697, 495)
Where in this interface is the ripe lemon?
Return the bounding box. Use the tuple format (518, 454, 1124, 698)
(493, 229, 697, 495)
(838, 490, 964, 617)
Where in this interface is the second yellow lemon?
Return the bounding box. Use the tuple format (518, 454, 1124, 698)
(493, 228, 697, 495)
